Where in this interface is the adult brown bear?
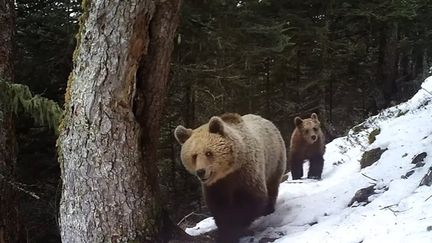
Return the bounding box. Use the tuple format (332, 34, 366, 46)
(174, 113, 286, 243)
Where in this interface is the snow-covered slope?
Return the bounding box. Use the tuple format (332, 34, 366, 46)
(186, 77, 432, 243)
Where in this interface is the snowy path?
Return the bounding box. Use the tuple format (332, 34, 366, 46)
(186, 77, 432, 243)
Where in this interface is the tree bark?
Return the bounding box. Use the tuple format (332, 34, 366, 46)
(58, 0, 181, 242)
(0, 0, 18, 242)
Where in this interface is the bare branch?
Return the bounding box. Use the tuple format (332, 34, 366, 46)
(361, 173, 378, 182)
(177, 211, 210, 226)
(0, 174, 40, 200)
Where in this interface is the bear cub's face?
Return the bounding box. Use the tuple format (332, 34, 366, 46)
(294, 113, 321, 145)
(174, 117, 237, 186)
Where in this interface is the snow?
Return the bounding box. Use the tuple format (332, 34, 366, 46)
(186, 76, 432, 243)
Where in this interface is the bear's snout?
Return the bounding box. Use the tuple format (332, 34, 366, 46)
(196, 169, 206, 179)
(311, 135, 317, 141)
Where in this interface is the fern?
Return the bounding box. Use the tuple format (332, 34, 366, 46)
(0, 79, 63, 135)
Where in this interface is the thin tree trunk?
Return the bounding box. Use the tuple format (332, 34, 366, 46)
(295, 50, 301, 113)
(377, 21, 398, 106)
(170, 126, 177, 194)
(183, 80, 195, 128)
(328, 79, 333, 122)
(0, 0, 18, 242)
(422, 49, 428, 80)
(58, 1, 181, 242)
(265, 57, 271, 117)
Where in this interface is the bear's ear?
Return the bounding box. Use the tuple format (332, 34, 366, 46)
(174, 125, 193, 145)
(311, 113, 318, 120)
(209, 116, 224, 135)
(294, 117, 303, 127)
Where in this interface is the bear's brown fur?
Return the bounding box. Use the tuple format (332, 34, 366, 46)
(174, 113, 286, 243)
(288, 113, 325, 180)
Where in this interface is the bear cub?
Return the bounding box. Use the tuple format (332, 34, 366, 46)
(288, 113, 325, 180)
(174, 113, 286, 243)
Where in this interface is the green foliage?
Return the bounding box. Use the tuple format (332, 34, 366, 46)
(168, 0, 298, 128)
(162, 1, 432, 218)
(163, 0, 432, 168)
(15, 0, 80, 102)
(0, 80, 63, 134)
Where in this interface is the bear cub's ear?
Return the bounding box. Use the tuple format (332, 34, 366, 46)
(209, 116, 224, 135)
(174, 125, 193, 145)
(311, 113, 318, 120)
(294, 117, 303, 127)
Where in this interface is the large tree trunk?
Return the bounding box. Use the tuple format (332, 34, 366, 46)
(0, 0, 18, 242)
(58, 0, 181, 242)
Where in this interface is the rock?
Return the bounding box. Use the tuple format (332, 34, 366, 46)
(360, 148, 387, 169)
(348, 185, 376, 207)
(411, 152, 427, 164)
(414, 162, 426, 168)
(401, 170, 415, 179)
(419, 167, 432, 187)
(368, 128, 381, 144)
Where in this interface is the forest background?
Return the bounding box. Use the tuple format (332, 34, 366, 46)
(1, 0, 431, 242)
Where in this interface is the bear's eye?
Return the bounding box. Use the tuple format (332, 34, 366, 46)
(192, 154, 197, 162)
(313, 127, 318, 132)
(305, 129, 310, 134)
(205, 151, 213, 157)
